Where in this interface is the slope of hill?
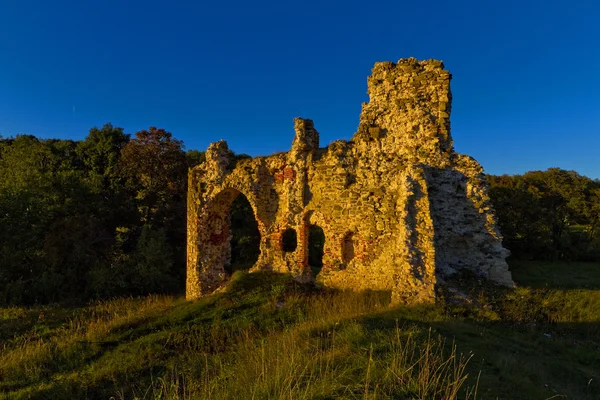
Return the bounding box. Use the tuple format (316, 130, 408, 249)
(1, 261, 599, 399)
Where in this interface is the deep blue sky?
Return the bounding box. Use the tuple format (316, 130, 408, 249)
(1, 0, 599, 178)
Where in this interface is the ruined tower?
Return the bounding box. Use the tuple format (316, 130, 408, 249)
(187, 58, 513, 303)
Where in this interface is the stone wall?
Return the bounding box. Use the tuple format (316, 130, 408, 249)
(187, 58, 513, 303)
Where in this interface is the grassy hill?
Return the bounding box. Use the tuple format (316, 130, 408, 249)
(1, 261, 599, 399)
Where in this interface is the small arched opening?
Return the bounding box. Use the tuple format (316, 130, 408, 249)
(281, 228, 298, 252)
(308, 225, 325, 277)
(342, 232, 359, 264)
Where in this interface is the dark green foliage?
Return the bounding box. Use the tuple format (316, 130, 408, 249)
(75, 123, 135, 230)
(0, 125, 197, 305)
(0, 135, 97, 304)
(119, 127, 187, 227)
(76, 123, 130, 193)
(226, 151, 251, 171)
(186, 149, 205, 168)
(488, 168, 600, 261)
(130, 226, 178, 294)
(119, 127, 189, 288)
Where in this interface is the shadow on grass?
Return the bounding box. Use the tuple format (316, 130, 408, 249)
(2, 269, 599, 399)
(509, 259, 600, 289)
(351, 306, 600, 400)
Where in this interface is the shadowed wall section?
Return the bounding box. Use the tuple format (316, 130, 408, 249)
(187, 58, 513, 303)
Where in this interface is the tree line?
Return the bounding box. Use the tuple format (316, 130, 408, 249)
(0, 123, 598, 305)
(0, 124, 205, 304)
(487, 169, 600, 261)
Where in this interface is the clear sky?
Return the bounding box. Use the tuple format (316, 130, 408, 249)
(1, 0, 598, 178)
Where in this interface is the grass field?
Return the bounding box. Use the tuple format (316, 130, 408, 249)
(1, 261, 599, 399)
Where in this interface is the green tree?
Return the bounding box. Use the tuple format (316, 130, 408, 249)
(119, 127, 188, 288)
(488, 169, 600, 261)
(76, 123, 130, 194)
(119, 127, 187, 226)
(0, 135, 97, 303)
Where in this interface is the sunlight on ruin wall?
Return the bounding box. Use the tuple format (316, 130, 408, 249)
(187, 58, 513, 303)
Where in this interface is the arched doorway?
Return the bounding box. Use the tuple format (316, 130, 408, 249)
(308, 225, 325, 277)
(227, 193, 261, 274)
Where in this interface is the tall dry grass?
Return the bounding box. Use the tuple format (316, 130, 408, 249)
(132, 289, 476, 399)
(140, 326, 476, 399)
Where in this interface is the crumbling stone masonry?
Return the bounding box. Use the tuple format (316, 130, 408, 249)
(187, 58, 513, 304)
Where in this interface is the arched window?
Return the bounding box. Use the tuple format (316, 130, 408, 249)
(281, 228, 297, 252)
(342, 232, 359, 263)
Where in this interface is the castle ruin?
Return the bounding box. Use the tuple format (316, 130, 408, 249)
(187, 58, 513, 303)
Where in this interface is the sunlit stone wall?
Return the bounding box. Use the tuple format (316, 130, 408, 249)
(187, 58, 513, 303)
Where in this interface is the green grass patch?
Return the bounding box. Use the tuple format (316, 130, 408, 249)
(510, 259, 600, 289)
(1, 265, 599, 399)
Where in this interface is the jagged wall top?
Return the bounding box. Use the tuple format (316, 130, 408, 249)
(291, 118, 320, 153)
(355, 58, 453, 167)
(187, 57, 514, 302)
